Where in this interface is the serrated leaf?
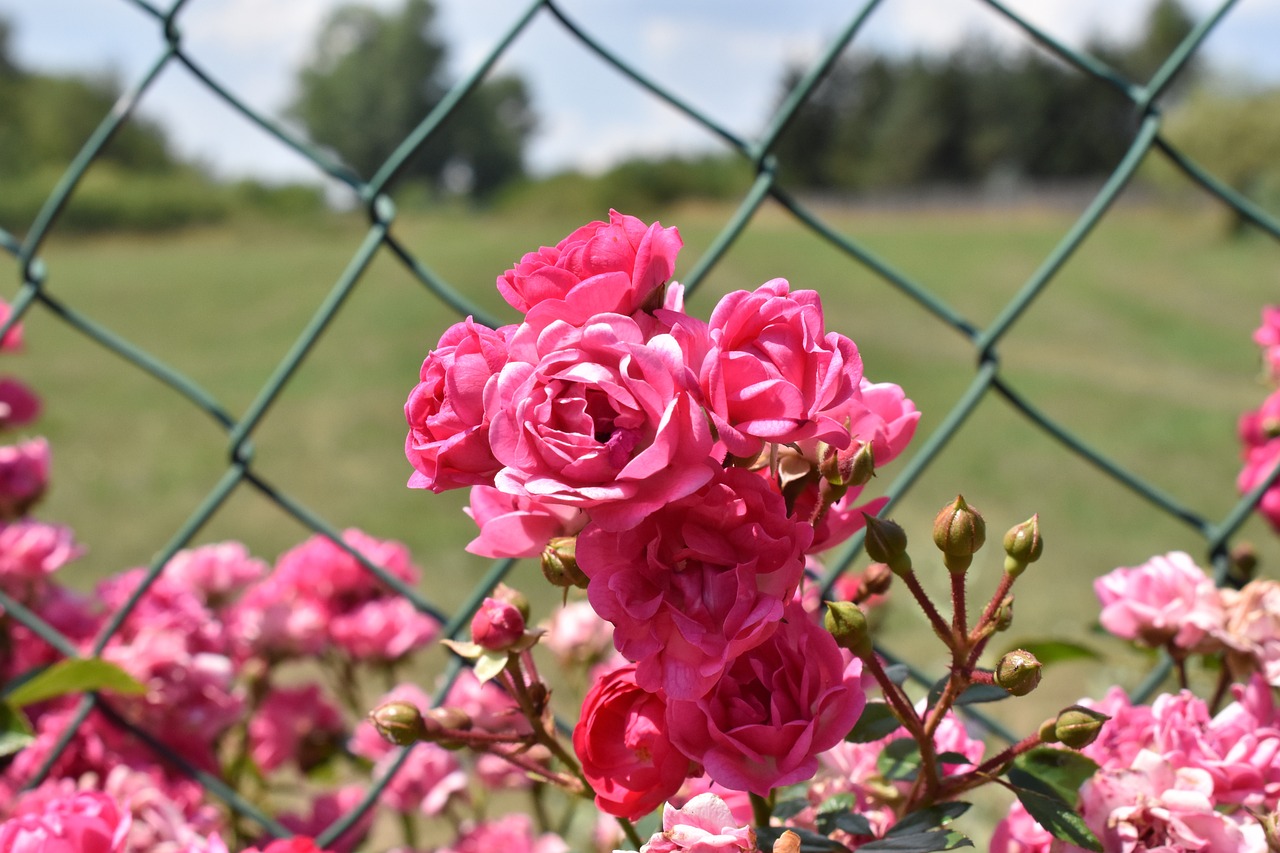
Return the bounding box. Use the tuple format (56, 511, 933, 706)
(472, 650, 510, 684)
(859, 829, 972, 851)
(1011, 747, 1099, 806)
(757, 826, 851, 852)
(1001, 639, 1101, 666)
(847, 702, 903, 743)
(878, 737, 922, 781)
(1007, 767, 1102, 851)
(4, 658, 145, 707)
(0, 702, 34, 757)
(885, 802, 971, 837)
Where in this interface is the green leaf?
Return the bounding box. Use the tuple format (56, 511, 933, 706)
(859, 829, 973, 851)
(847, 702, 903, 743)
(0, 702, 34, 757)
(1007, 772, 1102, 852)
(756, 826, 852, 852)
(773, 796, 811, 821)
(1010, 747, 1100, 806)
(885, 802, 971, 837)
(1001, 639, 1101, 666)
(4, 658, 146, 708)
(472, 650, 509, 684)
(813, 794, 874, 837)
(878, 738, 923, 781)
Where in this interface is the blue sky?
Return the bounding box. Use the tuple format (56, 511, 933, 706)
(1, 0, 1277, 184)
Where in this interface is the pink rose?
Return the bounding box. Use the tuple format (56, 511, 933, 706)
(1239, 388, 1280, 449)
(497, 210, 682, 325)
(636, 793, 758, 853)
(488, 314, 716, 531)
(542, 600, 614, 666)
(463, 486, 585, 559)
(0, 378, 40, 429)
(0, 790, 132, 853)
(0, 519, 80, 597)
(243, 839, 333, 853)
(579, 467, 811, 700)
(845, 379, 920, 467)
(700, 279, 863, 459)
(1255, 305, 1280, 380)
(990, 800, 1053, 853)
(278, 786, 372, 853)
(1077, 686, 1156, 772)
(1221, 580, 1280, 685)
(1239, 441, 1280, 531)
(668, 602, 866, 795)
(573, 662, 694, 820)
(471, 597, 526, 650)
(405, 318, 512, 492)
(1093, 551, 1226, 651)
(248, 684, 345, 773)
(162, 541, 267, 605)
(0, 437, 48, 519)
(329, 596, 439, 661)
(0, 299, 24, 351)
(440, 814, 569, 853)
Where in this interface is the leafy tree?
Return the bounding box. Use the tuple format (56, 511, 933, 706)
(290, 0, 534, 199)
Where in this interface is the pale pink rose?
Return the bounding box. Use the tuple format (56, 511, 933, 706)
(227, 576, 330, 659)
(580, 467, 811, 700)
(440, 813, 570, 853)
(497, 210, 682, 325)
(329, 596, 439, 661)
(636, 793, 757, 853)
(573, 662, 694, 820)
(699, 279, 863, 459)
(0, 790, 131, 853)
(669, 777, 755, 827)
(1220, 579, 1280, 686)
(162, 541, 267, 606)
(1239, 440, 1280, 531)
(1093, 551, 1226, 651)
(541, 600, 614, 666)
(667, 602, 866, 795)
(249, 684, 346, 773)
(405, 318, 513, 493)
(488, 314, 716, 531)
(0, 437, 48, 519)
(463, 486, 586, 559)
(0, 519, 80, 595)
(95, 765, 223, 853)
(1079, 750, 1266, 852)
(990, 800, 1053, 853)
(0, 377, 40, 429)
(1077, 686, 1156, 772)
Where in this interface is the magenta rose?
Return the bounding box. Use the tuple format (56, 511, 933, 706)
(572, 662, 694, 821)
(700, 279, 863, 459)
(497, 210, 682, 325)
(667, 602, 866, 795)
(0, 437, 49, 520)
(463, 486, 586, 559)
(405, 317, 512, 493)
(487, 314, 716, 531)
(1094, 551, 1226, 651)
(0, 790, 132, 853)
(578, 467, 811, 700)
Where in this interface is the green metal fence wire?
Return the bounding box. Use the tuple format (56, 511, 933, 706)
(1, 0, 1278, 846)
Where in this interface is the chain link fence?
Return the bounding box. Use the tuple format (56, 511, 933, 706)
(1, 0, 1278, 847)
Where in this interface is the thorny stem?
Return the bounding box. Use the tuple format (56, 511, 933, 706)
(901, 570, 954, 648)
(937, 732, 1044, 801)
(966, 571, 1016, 668)
(502, 657, 594, 797)
(950, 570, 968, 640)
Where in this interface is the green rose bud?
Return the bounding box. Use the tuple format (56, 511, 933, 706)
(1002, 514, 1043, 576)
(369, 701, 427, 747)
(541, 536, 588, 589)
(994, 649, 1042, 696)
(862, 513, 911, 576)
(1053, 705, 1110, 749)
(932, 495, 986, 573)
(824, 600, 873, 658)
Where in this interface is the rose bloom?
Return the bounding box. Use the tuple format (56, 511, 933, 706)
(405, 318, 513, 493)
(1221, 580, 1280, 686)
(542, 599, 615, 667)
(1093, 551, 1226, 652)
(0, 790, 132, 853)
(0, 437, 49, 520)
(488, 314, 716, 531)
(699, 279, 863, 459)
(989, 800, 1053, 853)
(573, 662, 695, 821)
(0, 377, 40, 429)
(248, 684, 346, 773)
(1255, 305, 1280, 380)
(579, 466, 811, 700)
(440, 814, 569, 853)
(1238, 388, 1280, 450)
(464, 486, 586, 559)
(497, 210, 682, 326)
(1239, 440, 1280, 531)
(667, 602, 866, 796)
(632, 793, 757, 853)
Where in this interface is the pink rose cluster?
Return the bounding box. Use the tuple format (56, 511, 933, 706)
(1094, 550, 1280, 686)
(993, 677, 1280, 852)
(1239, 305, 1280, 529)
(403, 211, 920, 817)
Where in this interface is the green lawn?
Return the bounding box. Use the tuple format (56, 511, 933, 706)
(10, 198, 1280, 721)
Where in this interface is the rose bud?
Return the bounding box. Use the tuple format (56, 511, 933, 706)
(471, 597, 526, 651)
(1002, 514, 1043, 576)
(933, 495, 985, 573)
(862, 513, 911, 576)
(369, 701, 427, 747)
(542, 536, 588, 589)
(1053, 705, 1110, 749)
(994, 649, 1042, 697)
(824, 600, 873, 658)
(490, 582, 531, 622)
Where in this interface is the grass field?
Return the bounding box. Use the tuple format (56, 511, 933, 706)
(11, 197, 1280, 738)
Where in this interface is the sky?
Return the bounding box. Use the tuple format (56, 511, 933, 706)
(1, 0, 1278, 185)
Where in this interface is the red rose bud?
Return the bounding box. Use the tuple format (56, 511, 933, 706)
(541, 536, 588, 589)
(824, 600, 873, 658)
(933, 495, 986, 573)
(369, 701, 427, 747)
(1002, 514, 1043, 576)
(471, 597, 526, 651)
(860, 562, 894, 597)
(1053, 705, 1110, 749)
(994, 649, 1042, 696)
(862, 513, 911, 576)
(490, 582, 531, 622)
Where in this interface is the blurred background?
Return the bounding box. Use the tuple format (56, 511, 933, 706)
(0, 0, 1278, 837)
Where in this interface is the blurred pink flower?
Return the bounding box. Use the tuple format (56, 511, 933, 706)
(1093, 551, 1226, 651)
(328, 596, 439, 662)
(0, 519, 80, 597)
(0, 437, 49, 519)
(1221, 579, 1280, 686)
(0, 789, 131, 853)
(249, 684, 346, 773)
(439, 813, 569, 853)
(1238, 440, 1280, 531)
(162, 542, 267, 606)
(990, 800, 1053, 853)
(0, 377, 40, 429)
(541, 599, 614, 666)
(1254, 305, 1280, 379)
(278, 786, 372, 853)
